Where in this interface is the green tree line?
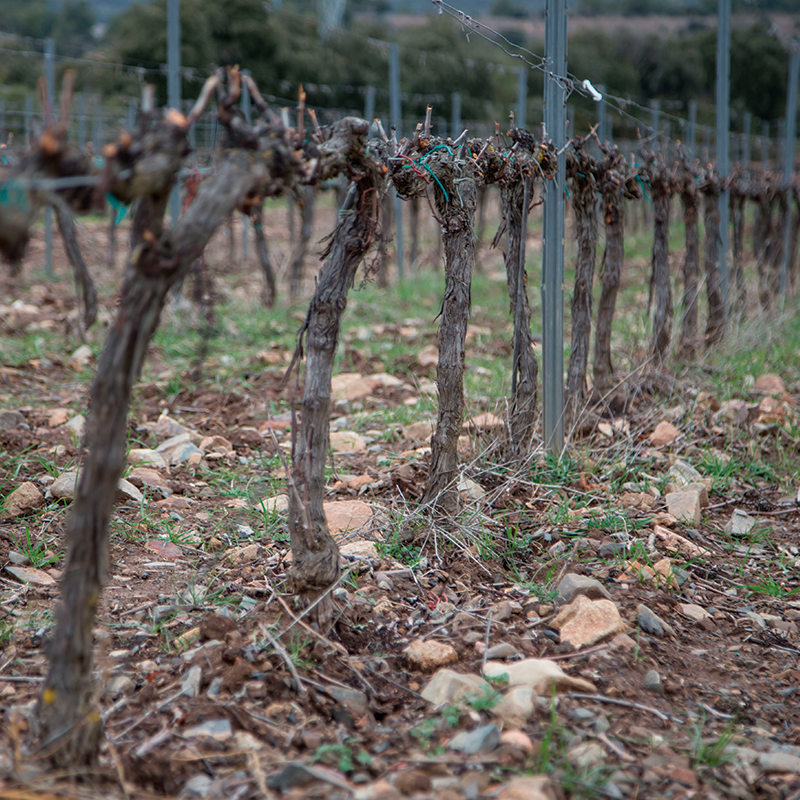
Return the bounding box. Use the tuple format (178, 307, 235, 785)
(0, 0, 792, 135)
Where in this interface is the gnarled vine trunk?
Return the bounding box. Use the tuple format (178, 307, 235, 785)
(566, 163, 598, 420)
(648, 158, 673, 363)
(678, 174, 700, 357)
(593, 167, 627, 398)
(731, 187, 746, 312)
(287, 179, 377, 624)
(501, 178, 538, 461)
(422, 161, 477, 514)
(701, 176, 725, 347)
(290, 186, 315, 300)
(253, 203, 276, 307)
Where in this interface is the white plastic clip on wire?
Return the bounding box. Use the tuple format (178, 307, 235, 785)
(582, 80, 603, 102)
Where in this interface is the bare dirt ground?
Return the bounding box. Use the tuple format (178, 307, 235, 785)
(1, 197, 800, 800)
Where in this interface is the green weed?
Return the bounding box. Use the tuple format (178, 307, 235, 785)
(11, 526, 58, 568)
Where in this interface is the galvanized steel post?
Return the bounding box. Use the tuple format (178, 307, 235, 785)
(542, 0, 567, 454)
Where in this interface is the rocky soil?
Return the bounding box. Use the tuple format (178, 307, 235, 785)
(1, 216, 800, 800)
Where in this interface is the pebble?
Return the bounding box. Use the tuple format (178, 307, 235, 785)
(649, 421, 680, 447)
(0, 410, 25, 430)
(483, 658, 596, 694)
(725, 509, 757, 537)
(678, 603, 710, 622)
(182, 665, 202, 697)
(65, 414, 85, 437)
(492, 686, 535, 724)
(458, 476, 486, 501)
(447, 723, 500, 755)
(128, 448, 168, 470)
(5, 566, 56, 586)
(667, 459, 704, 488)
(329, 430, 367, 453)
(258, 494, 290, 513)
(500, 730, 534, 754)
(567, 741, 605, 769)
(3, 482, 45, 517)
(637, 604, 676, 638)
(666, 490, 701, 524)
(759, 751, 800, 774)
(407, 639, 458, 672)
(557, 573, 612, 603)
(67, 344, 93, 369)
(496, 776, 556, 800)
(106, 675, 136, 696)
(551, 595, 627, 648)
(644, 670, 664, 694)
(755, 373, 785, 394)
(47, 408, 69, 427)
(486, 643, 519, 659)
(50, 471, 79, 500)
(324, 500, 373, 534)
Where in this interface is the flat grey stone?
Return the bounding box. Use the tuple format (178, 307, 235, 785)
(759, 751, 800, 774)
(325, 685, 368, 716)
(486, 643, 519, 660)
(0, 410, 26, 430)
(182, 665, 202, 698)
(637, 604, 676, 638)
(447, 723, 500, 755)
(557, 573, 612, 603)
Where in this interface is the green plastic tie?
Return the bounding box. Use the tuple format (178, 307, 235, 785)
(106, 194, 129, 224)
(423, 162, 449, 202)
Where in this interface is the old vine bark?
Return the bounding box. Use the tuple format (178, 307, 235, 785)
(700, 172, 725, 347)
(647, 157, 673, 363)
(423, 160, 477, 514)
(566, 152, 598, 419)
(287, 163, 377, 624)
(593, 162, 628, 398)
(677, 168, 700, 357)
(501, 178, 538, 460)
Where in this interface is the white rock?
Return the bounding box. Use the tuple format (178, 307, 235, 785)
(257, 494, 289, 513)
(420, 668, 492, 706)
(458, 476, 486, 501)
(724, 508, 757, 537)
(483, 658, 596, 694)
(65, 414, 85, 437)
(339, 540, 378, 558)
(492, 686, 536, 723)
(50, 471, 79, 500)
(67, 344, 93, 369)
(127, 448, 168, 470)
(329, 431, 367, 453)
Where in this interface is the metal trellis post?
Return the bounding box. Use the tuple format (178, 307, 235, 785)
(687, 100, 697, 158)
(389, 42, 404, 280)
(761, 120, 770, 171)
(167, 0, 181, 226)
(650, 99, 660, 145)
(451, 92, 461, 139)
(780, 43, 799, 300)
(516, 67, 527, 130)
(716, 0, 731, 314)
(597, 85, 607, 144)
(542, 0, 566, 454)
(364, 85, 375, 132)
